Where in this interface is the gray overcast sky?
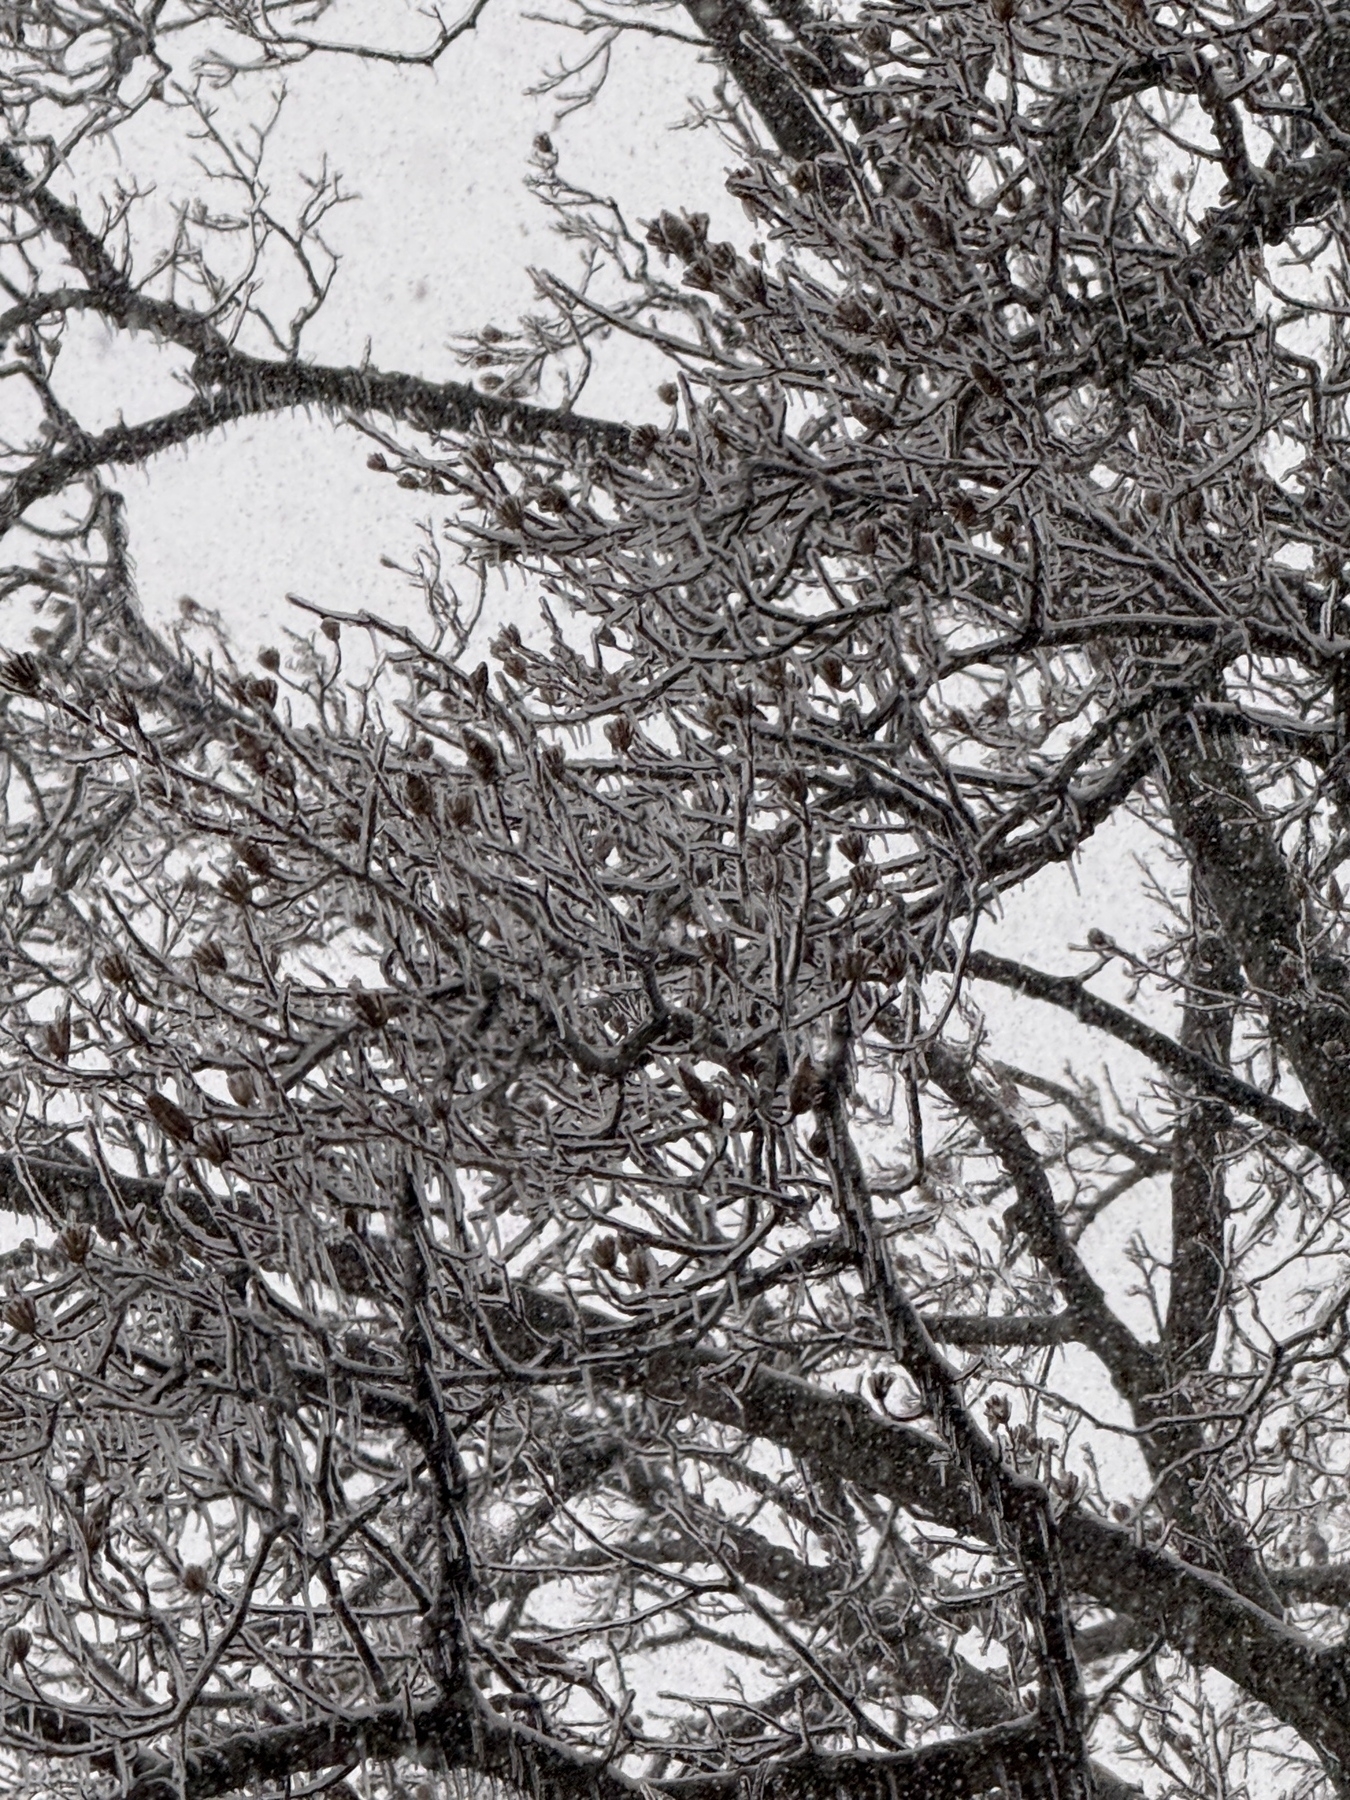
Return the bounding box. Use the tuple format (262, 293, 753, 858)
(8, 2, 742, 654)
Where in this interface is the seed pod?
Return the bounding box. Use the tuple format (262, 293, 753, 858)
(650, 209, 698, 260)
(592, 1235, 619, 1272)
(257, 647, 281, 672)
(868, 1369, 894, 1402)
(80, 1494, 111, 1554)
(970, 361, 1006, 399)
(233, 838, 273, 878)
(834, 296, 872, 334)
(606, 716, 635, 753)
(678, 1063, 723, 1124)
(191, 939, 228, 974)
(145, 1092, 196, 1145)
(352, 989, 389, 1028)
(985, 1392, 1012, 1428)
(788, 1054, 820, 1117)
(182, 1564, 209, 1595)
(838, 831, 867, 864)
(463, 734, 499, 783)
(4, 1296, 37, 1336)
(4, 1627, 31, 1669)
(98, 952, 135, 988)
(218, 868, 253, 906)
(820, 654, 845, 688)
(630, 423, 660, 458)
(42, 1009, 71, 1063)
(405, 772, 436, 818)
(227, 1069, 257, 1108)
(0, 654, 41, 694)
(59, 1224, 92, 1265)
(626, 1244, 656, 1288)
(198, 1126, 232, 1166)
(321, 617, 342, 642)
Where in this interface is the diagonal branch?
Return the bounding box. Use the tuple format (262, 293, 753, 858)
(964, 950, 1350, 1181)
(925, 1039, 1157, 1405)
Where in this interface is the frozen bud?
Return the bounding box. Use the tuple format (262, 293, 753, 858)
(820, 654, 845, 688)
(0, 653, 41, 694)
(227, 1069, 257, 1109)
(985, 1392, 1012, 1428)
(98, 952, 135, 988)
(366, 453, 388, 472)
(592, 1235, 619, 1273)
(42, 1011, 71, 1063)
(145, 1093, 196, 1145)
(59, 1224, 92, 1265)
(182, 1564, 209, 1595)
(257, 647, 281, 672)
(788, 1054, 820, 1117)
(321, 617, 342, 642)
(626, 1244, 656, 1287)
(218, 868, 253, 906)
(533, 132, 554, 157)
(463, 733, 499, 783)
(191, 939, 228, 974)
(4, 1297, 37, 1336)
(629, 423, 660, 459)
(198, 1126, 232, 1166)
(351, 989, 389, 1028)
(657, 382, 679, 405)
(4, 1627, 31, 1669)
(233, 838, 273, 877)
(405, 772, 436, 818)
(80, 1494, 111, 1553)
(678, 1063, 723, 1124)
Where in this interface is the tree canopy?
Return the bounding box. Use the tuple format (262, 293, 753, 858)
(1, 2, 1350, 1797)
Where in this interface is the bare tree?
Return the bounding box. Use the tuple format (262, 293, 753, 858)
(3, 1, 1350, 1797)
